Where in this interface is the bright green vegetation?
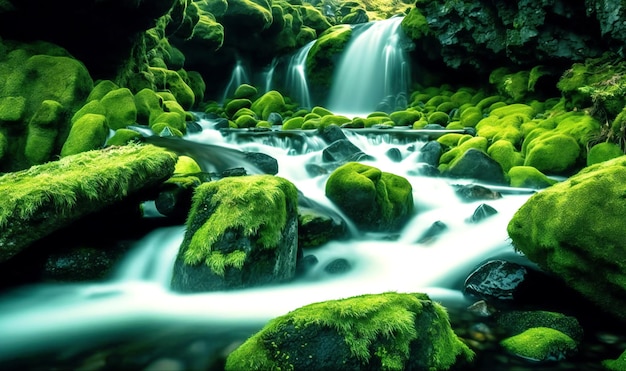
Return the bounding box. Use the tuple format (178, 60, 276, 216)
(507, 155, 626, 321)
(603, 349, 626, 371)
(0, 144, 177, 262)
(225, 292, 474, 371)
(181, 174, 298, 275)
(500, 327, 577, 362)
(325, 162, 413, 231)
(305, 24, 353, 89)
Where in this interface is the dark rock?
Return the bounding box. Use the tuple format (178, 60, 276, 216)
(318, 124, 347, 144)
(324, 258, 351, 274)
(453, 184, 503, 202)
(386, 147, 403, 162)
(417, 221, 448, 244)
(267, 112, 283, 126)
(322, 139, 372, 163)
(244, 152, 279, 175)
(417, 141, 443, 166)
(444, 148, 506, 184)
(212, 117, 231, 130)
(466, 203, 498, 223)
(296, 254, 319, 276)
(463, 259, 528, 302)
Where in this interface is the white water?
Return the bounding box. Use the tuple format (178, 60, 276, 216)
(282, 40, 316, 109)
(221, 59, 251, 103)
(327, 16, 411, 116)
(0, 118, 535, 363)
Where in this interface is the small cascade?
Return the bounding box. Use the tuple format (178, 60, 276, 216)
(327, 16, 412, 116)
(221, 59, 251, 102)
(282, 40, 316, 109)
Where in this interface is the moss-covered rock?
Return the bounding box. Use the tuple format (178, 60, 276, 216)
(148, 67, 195, 110)
(507, 155, 626, 322)
(401, 7, 430, 40)
(507, 166, 556, 189)
(487, 140, 524, 174)
(523, 132, 581, 174)
(587, 142, 624, 166)
(306, 24, 352, 90)
(170, 174, 299, 292)
(500, 327, 577, 362)
(0, 144, 177, 262)
(60, 113, 109, 157)
(87, 80, 119, 102)
(496, 310, 584, 344)
(282, 116, 304, 130)
(389, 109, 422, 126)
(134, 88, 164, 126)
(603, 349, 626, 371)
(251, 90, 286, 120)
(99, 88, 138, 130)
(105, 128, 144, 146)
(24, 100, 65, 165)
(225, 292, 474, 371)
(325, 162, 413, 232)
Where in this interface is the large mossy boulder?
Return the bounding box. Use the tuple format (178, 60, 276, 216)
(0, 40, 94, 172)
(225, 292, 475, 371)
(170, 174, 299, 292)
(507, 155, 626, 322)
(305, 24, 352, 91)
(325, 162, 413, 232)
(0, 144, 177, 262)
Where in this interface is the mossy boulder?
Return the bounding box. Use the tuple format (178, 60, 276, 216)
(170, 174, 299, 292)
(222, 0, 274, 32)
(251, 90, 286, 120)
(0, 144, 177, 262)
(24, 100, 66, 165)
(587, 142, 624, 166)
(603, 349, 626, 371)
(401, 7, 430, 40)
(60, 113, 109, 157)
(523, 132, 581, 174)
(0, 41, 94, 172)
(225, 292, 474, 371)
(487, 140, 524, 174)
(325, 162, 413, 232)
(306, 24, 352, 89)
(99, 88, 138, 130)
(507, 166, 557, 189)
(148, 67, 195, 110)
(299, 3, 332, 34)
(105, 128, 144, 147)
(134, 88, 164, 126)
(500, 327, 577, 362)
(495, 310, 584, 344)
(389, 109, 422, 126)
(87, 80, 119, 102)
(507, 155, 626, 322)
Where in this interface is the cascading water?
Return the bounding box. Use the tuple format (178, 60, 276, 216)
(221, 59, 250, 103)
(0, 116, 537, 368)
(282, 40, 316, 110)
(327, 16, 412, 116)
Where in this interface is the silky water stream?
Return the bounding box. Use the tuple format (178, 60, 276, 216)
(0, 117, 546, 370)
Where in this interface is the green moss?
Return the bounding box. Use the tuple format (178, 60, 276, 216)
(507, 166, 557, 189)
(183, 175, 298, 269)
(149, 67, 195, 110)
(105, 128, 144, 146)
(151, 111, 186, 133)
(0, 143, 177, 262)
(225, 98, 252, 118)
(319, 114, 351, 128)
(523, 132, 581, 174)
(389, 109, 422, 126)
(233, 83, 258, 100)
(325, 162, 413, 231)
(0, 96, 26, 125)
(251, 90, 286, 120)
(224, 0, 273, 31)
(459, 106, 483, 127)
(282, 116, 304, 130)
(401, 7, 430, 40)
(603, 349, 626, 371)
(299, 3, 332, 33)
(25, 100, 65, 165)
(190, 13, 225, 51)
(100, 88, 138, 130)
(134, 88, 164, 126)
(87, 80, 119, 102)
(500, 327, 577, 362)
(306, 24, 352, 89)
(507, 155, 626, 321)
(60, 113, 108, 157)
(225, 292, 474, 371)
(427, 111, 449, 126)
(487, 140, 524, 173)
(235, 114, 258, 128)
(439, 137, 488, 165)
(311, 106, 333, 117)
(587, 142, 624, 165)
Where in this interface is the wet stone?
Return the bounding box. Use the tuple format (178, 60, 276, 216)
(324, 258, 351, 274)
(463, 259, 528, 302)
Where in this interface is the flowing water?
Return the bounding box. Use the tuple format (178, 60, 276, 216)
(327, 16, 411, 115)
(0, 118, 538, 368)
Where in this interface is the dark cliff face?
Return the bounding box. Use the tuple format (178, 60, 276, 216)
(0, 0, 176, 79)
(413, 0, 624, 75)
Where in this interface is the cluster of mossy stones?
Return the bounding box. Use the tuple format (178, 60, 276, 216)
(2, 0, 626, 369)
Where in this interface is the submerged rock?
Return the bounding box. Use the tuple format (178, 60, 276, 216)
(225, 292, 475, 371)
(170, 174, 299, 292)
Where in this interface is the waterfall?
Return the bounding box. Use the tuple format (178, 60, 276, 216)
(283, 40, 316, 109)
(221, 59, 250, 103)
(327, 16, 411, 116)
